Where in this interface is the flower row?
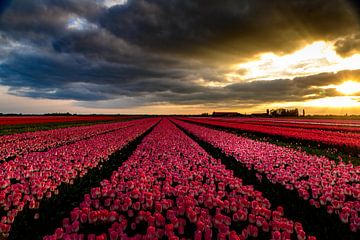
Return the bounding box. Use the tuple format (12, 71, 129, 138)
(0, 118, 158, 237)
(44, 119, 315, 240)
(221, 118, 360, 133)
(180, 117, 360, 150)
(174, 119, 360, 232)
(213, 117, 360, 126)
(0, 116, 124, 126)
(0, 119, 147, 161)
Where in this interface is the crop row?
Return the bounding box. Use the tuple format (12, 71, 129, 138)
(44, 119, 315, 240)
(221, 119, 360, 133)
(0, 119, 149, 162)
(213, 117, 360, 126)
(0, 118, 159, 238)
(0, 116, 125, 126)
(181, 117, 360, 152)
(173, 119, 360, 233)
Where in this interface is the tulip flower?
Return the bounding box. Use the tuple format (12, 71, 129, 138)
(175, 119, 360, 232)
(178, 117, 360, 151)
(44, 119, 314, 240)
(0, 118, 145, 162)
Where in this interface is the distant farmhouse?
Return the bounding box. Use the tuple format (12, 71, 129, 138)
(269, 108, 299, 117)
(205, 108, 302, 118)
(251, 112, 269, 117)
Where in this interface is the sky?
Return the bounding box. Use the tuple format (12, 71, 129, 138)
(0, 0, 360, 115)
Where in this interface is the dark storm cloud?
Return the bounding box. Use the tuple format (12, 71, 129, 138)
(2, 54, 356, 107)
(51, 28, 189, 69)
(0, 0, 102, 30)
(225, 72, 349, 102)
(335, 33, 360, 56)
(0, 0, 360, 109)
(3, 0, 357, 59)
(155, 69, 360, 106)
(79, 69, 357, 109)
(0, 52, 206, 101)
(348, 0, 360, 13)
(0, 0, 11, 15)
(99, 0, 359, 59)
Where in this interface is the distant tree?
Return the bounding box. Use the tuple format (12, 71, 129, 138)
(270, 108, 299, 117)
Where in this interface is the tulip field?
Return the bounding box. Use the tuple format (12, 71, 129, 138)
(0, 117, 359, 239)
(0, 116, 124, 126)
(0, 115, 141, 136)
(178, 118, 360, 151)
(211, 118, 360, 132)
(178, 117, 360, 165)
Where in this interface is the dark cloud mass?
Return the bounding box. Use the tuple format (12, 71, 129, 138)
(335, 33, 360, 56)
(0, 0, 360, 110)
(0, 0, 11, 15)
(99, 0, 359, 58)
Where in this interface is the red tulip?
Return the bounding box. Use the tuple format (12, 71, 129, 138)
(72, 221, 80, 233)
(80, 213, 87, 223)
(272, 230, 281, 240)
(109, 230, 118, 240)
(248, 225, 258, 237)
(43, 119, 315, 239)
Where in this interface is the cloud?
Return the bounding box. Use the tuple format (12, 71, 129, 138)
(162, 70, 359, 106)
(2, 0, 358, 59)
(0, 52, 207, 101)
(0, 0, 360, 112)
(335, 33, 360, 56)
(99, 0, 359, 60)
(2, 50, 357, 108)
(0, 0, 11, 15)
(102, 0, 127, 8)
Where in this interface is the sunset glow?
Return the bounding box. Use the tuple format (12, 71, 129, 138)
(336, 81, 360, 95)
(0, 0, 360, 115)
(233, 41, 360, 81)
(304, 96, 360, 108)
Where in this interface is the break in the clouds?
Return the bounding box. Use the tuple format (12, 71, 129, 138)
(0, 0, 360, 113)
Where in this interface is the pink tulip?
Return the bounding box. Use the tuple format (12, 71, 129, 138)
(80, 213, 88, 223)
(54, 227, 64, 239)
(43, 119, 315, 240)
(72, 221, 80, 233)
(272, 230, 281, 240)
(109, 230, 118, 240)
(146, 226, 156, 238)
(248, 225, 258, 237)
(175, 119, 360, 232)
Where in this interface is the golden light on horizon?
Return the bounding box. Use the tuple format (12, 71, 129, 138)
(336, 81, 360, 95)
(231, 41, 360, 82)
(304, 96, 360, 108)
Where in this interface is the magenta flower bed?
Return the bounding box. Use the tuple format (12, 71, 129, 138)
(180, 117, 360, 151)
(0, 116, 122, 126)
(0, 119, 147, 162)
(174, 119, 360, 232)
(44, 119, 315, 240)
(212, 118, 360, 133)
(0, 119, 158, 237)
(213, 117, 360, 126)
